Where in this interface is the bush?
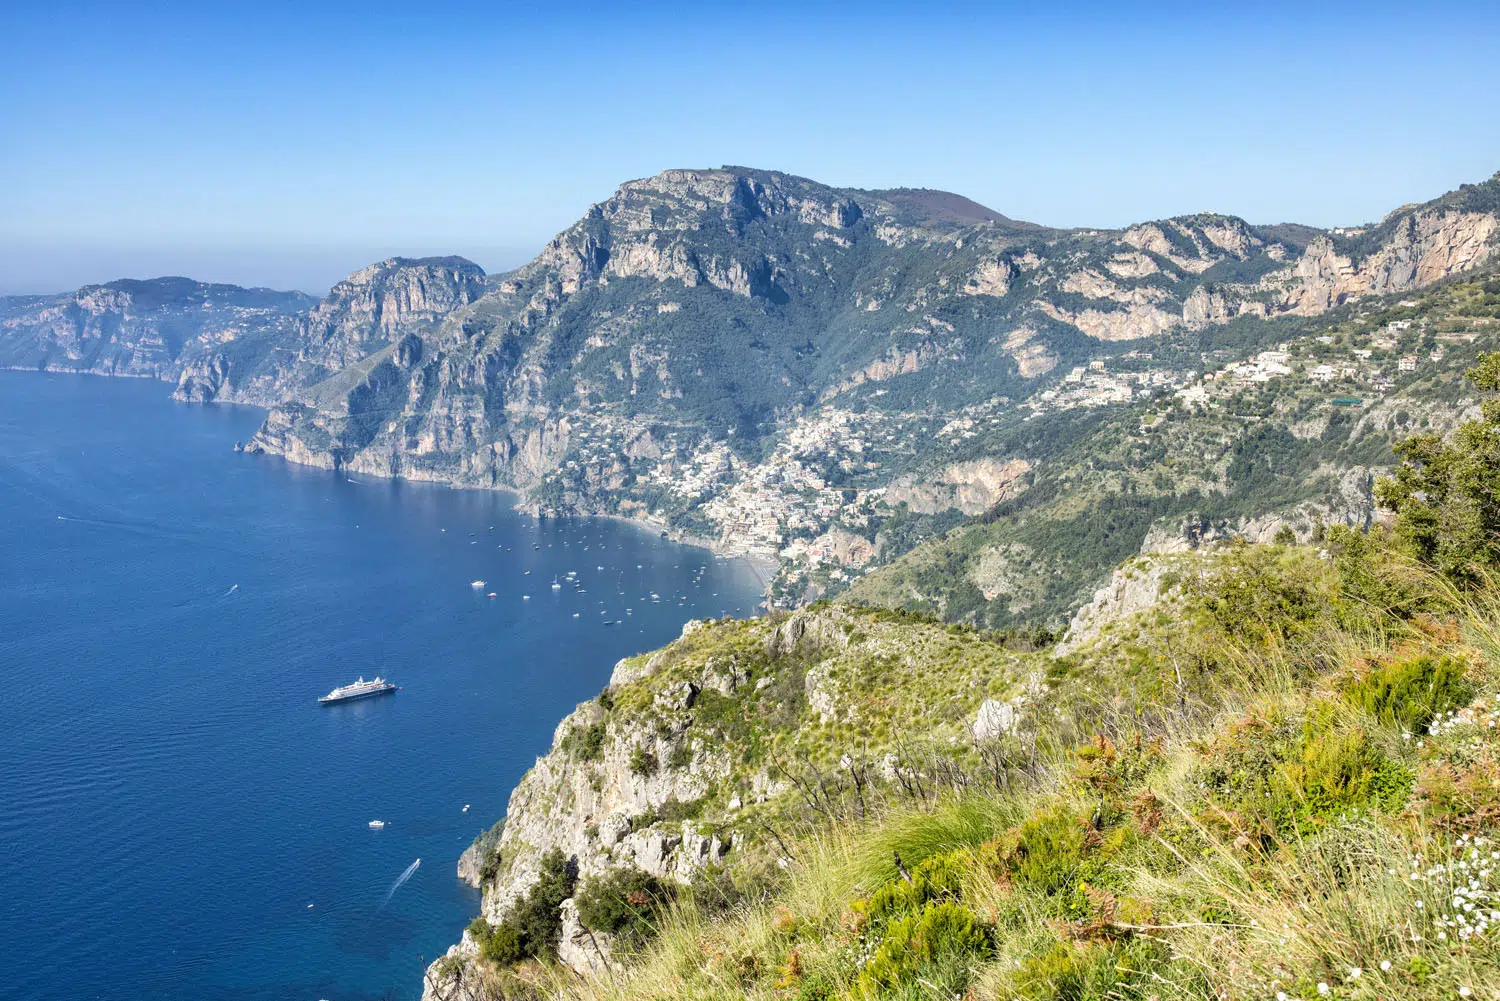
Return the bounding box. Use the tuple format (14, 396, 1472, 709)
(473, 848, 576, 967)
(1011, 938, 1178, 1001)
(857, 900, 992, 994)
(480, 920, 525, 965)
(1377, 352, 1500, 586)
(1345, 652, 1473, 731)
(686, 863, 750, 918)
(470, 818, 506, 886)
(629, 746, 659, 777)
(575, 866, 675, 948)
(511, 849, 576, 958)
(563, 721, 607, 762)
(1196, 702, 1412, 843)
(1191, 542, 1332, 642)
(1325, 525, 1444, 624)
(863, 849, 967, 927)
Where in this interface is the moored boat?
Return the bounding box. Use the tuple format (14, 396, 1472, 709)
(318, 676, 398, 704)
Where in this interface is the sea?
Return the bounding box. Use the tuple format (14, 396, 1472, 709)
(0, 371, 765, 1001)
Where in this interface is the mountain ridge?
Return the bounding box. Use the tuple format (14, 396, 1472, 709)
(3, 167, 1498, 623)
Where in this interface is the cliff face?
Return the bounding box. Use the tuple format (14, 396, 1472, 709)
(427, 605, 1035, 991)
(295, 256, 488, 372)
(7, 170, 1497, 523)
(0, 261, 486, 408)
(0, 278, 314, 396)
(5, 169, 1499, 607)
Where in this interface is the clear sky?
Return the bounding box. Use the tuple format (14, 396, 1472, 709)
(3, 0, 1498, 293)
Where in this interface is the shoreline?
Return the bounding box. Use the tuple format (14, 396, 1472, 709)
(2, 364, 786, 590)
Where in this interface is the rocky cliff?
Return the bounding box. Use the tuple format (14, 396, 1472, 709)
(0, 278, 314, 397)
(425, 604, 1035, 993)
(6, 167, 1499, 613)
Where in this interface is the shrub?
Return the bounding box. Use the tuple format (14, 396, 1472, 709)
(1325, 525, 1444, 623)
(480, 920, 525, 965)
(997, 805, 1090, 896)
(794, 969, 839, 1001)
(1345, 652, 1473, 731)
(1190, 542, 1331, 642)
(687, 863, 749, 918)
(470, 818, 506, 885)
(1196, 702, 1412, 843)
(863, 849, 967, 926)
(563, 721, 607, 762)
(857, 900, 992, 994)
(575, 866, 675, 949)
(655, 795, 706, 824)
(629, 746, 659, 777)
(476, 848, 577, 965)
(1010, 938, 1178, 1001)
(1377, 352, 1500, 585)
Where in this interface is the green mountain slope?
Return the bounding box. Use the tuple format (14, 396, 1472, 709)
(842, 271, 1500, 628)
(423, 358, 1500, 1001)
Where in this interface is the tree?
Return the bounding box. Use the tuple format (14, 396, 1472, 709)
(1377, 352, 1500, 586)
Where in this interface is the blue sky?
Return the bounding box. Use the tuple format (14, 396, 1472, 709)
(3, 0, 1498, 292)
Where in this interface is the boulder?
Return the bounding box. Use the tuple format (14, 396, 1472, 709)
(972, 699, 1018, 743)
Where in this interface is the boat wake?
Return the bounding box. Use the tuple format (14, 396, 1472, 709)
(378, 858, 421, 910)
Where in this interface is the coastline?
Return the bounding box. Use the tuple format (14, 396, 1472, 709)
(0, 363, 779, 583)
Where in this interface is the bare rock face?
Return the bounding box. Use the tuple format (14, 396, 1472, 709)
(174, 355, 232, 402)
(0, 277, 311, 395)
(1056, 557, 1180, 655)
(1275, 210, 1497, 316)
(971, 698, 1019, 742)
(296, 256, 487, 371)
(557, 898, 619, 975)
(885, 458, 1031, 516)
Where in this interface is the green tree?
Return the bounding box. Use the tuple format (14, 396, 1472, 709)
(1377, 352, 1500, 585)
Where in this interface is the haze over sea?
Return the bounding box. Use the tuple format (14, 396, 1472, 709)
(0, 372, 764, 1001)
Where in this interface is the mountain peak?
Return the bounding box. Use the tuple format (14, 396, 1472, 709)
(866, 187, 1039, 230)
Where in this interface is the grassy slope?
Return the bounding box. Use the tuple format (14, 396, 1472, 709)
(435, 534, 1500, 1001)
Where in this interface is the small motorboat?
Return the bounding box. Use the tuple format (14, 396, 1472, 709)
(470, 580, 485, 589)
(369, 820, 386, 830)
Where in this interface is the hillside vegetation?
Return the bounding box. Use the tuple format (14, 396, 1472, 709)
(842, 272, 1500, 628)
(424, 356, 1500, 1001)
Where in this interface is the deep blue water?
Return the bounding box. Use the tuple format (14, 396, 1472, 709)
(0, 372, 764, 1001)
